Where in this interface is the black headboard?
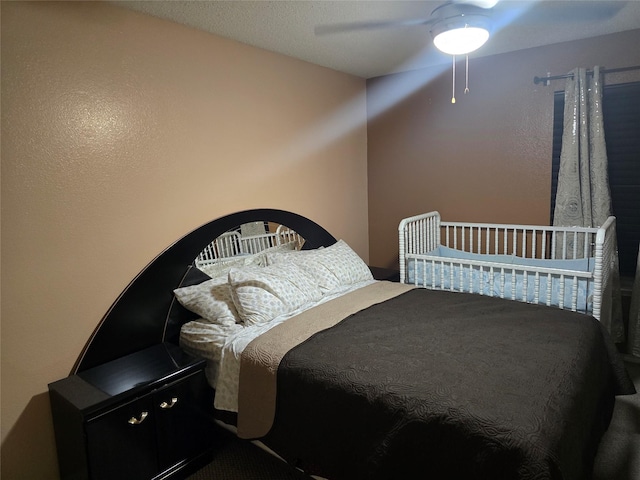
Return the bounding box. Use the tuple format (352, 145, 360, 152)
(72, 209, 336, 373)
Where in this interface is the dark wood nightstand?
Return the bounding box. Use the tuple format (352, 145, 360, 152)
(49, 343, 217, 480)
(369, 266, 400, 282)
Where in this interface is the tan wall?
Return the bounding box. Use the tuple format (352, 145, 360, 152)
(368, 29, 640, 269)
(0, 2, 367, 478)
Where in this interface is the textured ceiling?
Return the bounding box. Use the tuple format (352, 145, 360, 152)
(113, 1, 640, 79)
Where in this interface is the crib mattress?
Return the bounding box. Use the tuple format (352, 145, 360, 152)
(407, 247, 596, 313)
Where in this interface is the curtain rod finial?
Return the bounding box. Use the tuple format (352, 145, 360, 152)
(533, 73, 552, 86)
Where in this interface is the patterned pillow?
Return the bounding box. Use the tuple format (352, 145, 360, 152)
(228, 263, 323, 326)
(173, 276, 240, 325)
(266, 240, 373, 293)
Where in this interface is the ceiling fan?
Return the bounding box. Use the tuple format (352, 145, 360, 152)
(315, 0, 626, 56)
(315, 0, 624, 102)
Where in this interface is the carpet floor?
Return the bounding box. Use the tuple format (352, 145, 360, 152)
(189, 358, 640, 480)
(592, 357, 640, 480)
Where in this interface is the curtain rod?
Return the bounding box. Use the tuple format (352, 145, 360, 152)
(533, 65, 640, 85)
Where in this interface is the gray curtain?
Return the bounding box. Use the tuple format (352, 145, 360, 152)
(553, 66, 624, 343)
(628, 245, 640, 357)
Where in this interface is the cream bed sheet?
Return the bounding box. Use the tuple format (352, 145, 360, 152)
(179, 279, 380, 412)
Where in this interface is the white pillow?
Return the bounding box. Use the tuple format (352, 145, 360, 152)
(228, 263, 322, 327)
(266, 240, 373, 293)
(173, 276, 241, 325)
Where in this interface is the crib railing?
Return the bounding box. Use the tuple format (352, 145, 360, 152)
(407, 254, 594, 310)
(398, 211, 617, 321)
(595, 216, 617, 325)
(195, 227, 303, 267)
(276, 225, 304, 249)
(196, 231, 243, 266)
(400, 213, 604, 258)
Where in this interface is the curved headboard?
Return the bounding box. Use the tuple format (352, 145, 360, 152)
(72, 209, 336, 373)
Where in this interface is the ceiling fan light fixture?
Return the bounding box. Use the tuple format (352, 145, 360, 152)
(433, 25, 490, 55)
(429, 3, 492, 56)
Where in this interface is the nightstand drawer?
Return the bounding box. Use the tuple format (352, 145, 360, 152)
(155, 370, 213, 471)
(86, 396, 158, 480)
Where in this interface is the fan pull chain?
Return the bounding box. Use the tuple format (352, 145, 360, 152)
(464, 55, 470, 94)
(451, 55, 456, 104)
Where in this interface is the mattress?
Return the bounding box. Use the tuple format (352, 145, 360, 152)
(407, 246, 595, 312)
(255, 287, 634, 480)
(180, 276, 635, 480)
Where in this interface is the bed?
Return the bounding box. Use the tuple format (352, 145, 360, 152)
(72, 209, 635, 480)
(399, 211, 617, 323)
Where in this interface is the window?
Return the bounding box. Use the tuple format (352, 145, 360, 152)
(550, 82, 640, 277)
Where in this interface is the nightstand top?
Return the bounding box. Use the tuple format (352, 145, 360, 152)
(368, 266, 400, 282)
(49, 343, 205, 414)
(76, 343, 203, 397)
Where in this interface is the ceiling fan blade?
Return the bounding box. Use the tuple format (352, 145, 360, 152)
(315, 18, 432, 36)
(499, 1, 626, 25)
(452, 0, 500, 8)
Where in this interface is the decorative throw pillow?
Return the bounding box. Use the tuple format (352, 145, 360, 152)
(173, 276, 240, 325)
(266, 240, 373, 293)
(228, 263, 322, 326)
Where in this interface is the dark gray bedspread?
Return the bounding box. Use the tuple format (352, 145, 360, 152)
(263, 288, 635, 480)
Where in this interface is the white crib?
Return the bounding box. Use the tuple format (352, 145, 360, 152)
(399, 211, 617, 322)
(195, 225, 303, 268)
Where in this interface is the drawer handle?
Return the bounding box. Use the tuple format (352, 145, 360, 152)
(128, 411, 148, 425)
(159, 397, 178, 409)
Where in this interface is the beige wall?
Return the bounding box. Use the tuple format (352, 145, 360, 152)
(368, 29, 640, 269)
(0, 2, 367, 478)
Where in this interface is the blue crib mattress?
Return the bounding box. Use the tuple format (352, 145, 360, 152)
(407, 247, 595, 313)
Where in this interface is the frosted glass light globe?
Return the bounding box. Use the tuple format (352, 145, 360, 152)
(433, 26, 490, 55)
